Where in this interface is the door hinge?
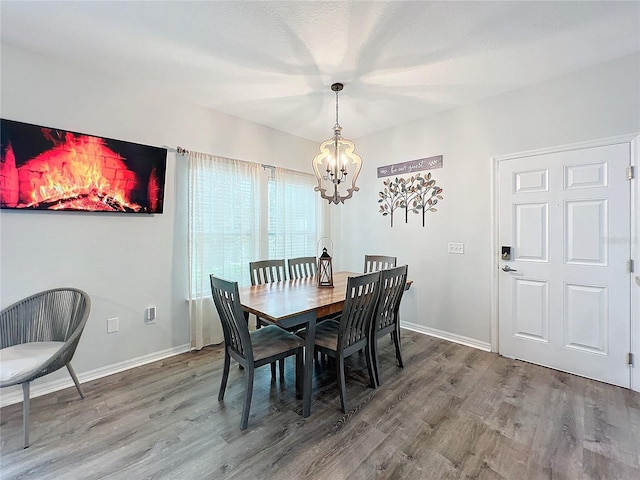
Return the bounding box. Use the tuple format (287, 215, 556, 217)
(628, 352, 634, 367)
(630, 259, 635, 273)
(627, 165, 635, 180)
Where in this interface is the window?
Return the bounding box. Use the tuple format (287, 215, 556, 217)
(269, 167, 325, 260)
(188, 154, 326, 296)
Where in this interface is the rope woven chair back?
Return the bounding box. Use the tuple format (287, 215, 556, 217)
(375, 265, 408, 333)
(288, 256, 317, 279)
(249, 259, 286, 285)
(338, 271, 381, 351)
(210, 276, 252, 362)
(364, 255, 397, 273)
(0, 288, 90, 382)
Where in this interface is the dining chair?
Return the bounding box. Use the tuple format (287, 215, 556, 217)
(364, 255, 397, 273)
(370, 265, 408, 387)
(300, 271, 381, 413)
(288, 256, 317, 279)
(210, 275, 304, 430)
(249, 259, 287, 378)
(249, 259, 287, 286)
(0, 288, 91, 448)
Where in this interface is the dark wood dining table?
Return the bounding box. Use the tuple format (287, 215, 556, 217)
(237, 271, 360, 418)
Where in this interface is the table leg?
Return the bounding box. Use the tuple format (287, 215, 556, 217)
(302, 312, 316, 418)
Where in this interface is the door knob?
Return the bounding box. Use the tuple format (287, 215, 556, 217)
(501, 265, 517, 272)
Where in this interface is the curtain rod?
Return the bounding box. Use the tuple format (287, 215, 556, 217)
(175, 145, 274, 170)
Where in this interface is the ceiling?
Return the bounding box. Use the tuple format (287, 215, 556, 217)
(1, 1, 639, 142)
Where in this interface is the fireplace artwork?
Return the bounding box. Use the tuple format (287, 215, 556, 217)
(0, 119, 167, 213)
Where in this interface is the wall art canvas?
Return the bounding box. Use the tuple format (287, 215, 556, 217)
(378, 172, 444, 227)
(0, 119, 167, 213)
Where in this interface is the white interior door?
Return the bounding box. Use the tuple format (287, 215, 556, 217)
(498, 143, 632, 387)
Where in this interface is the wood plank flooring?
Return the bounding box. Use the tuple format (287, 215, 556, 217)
(1, 331, 639, 479)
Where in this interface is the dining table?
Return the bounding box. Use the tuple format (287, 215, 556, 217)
(237, 270, 360, 418)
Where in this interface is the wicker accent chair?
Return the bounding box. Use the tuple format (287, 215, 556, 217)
(0, 288, 91, 448)
(288, 256, 317, 279)
(364, 255, 397, 273)
(371, 265, 408, 387)
(210, 275, 304, 430)
(299, 271, 381, 413)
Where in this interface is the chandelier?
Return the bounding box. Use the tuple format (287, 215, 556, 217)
(312, 83, 362, 204)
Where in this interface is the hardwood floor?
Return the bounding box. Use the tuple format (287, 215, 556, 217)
(1, 331, 639, 479)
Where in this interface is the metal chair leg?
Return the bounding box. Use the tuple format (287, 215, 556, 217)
(66, 363, 85, 399)
(22, 382, 30, 449)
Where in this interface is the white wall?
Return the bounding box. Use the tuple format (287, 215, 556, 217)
(0, 44, 318, 401)
(2, 44, 639, 402)
(334, 53, 640, 349)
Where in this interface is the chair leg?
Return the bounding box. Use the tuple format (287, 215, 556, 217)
(279, 359, 285, 380)
(337, 356, 348, 413)
(392, 329, 404, 368)
(371, 335, 381, 388)
(219, 352, 231, 401)
(66, 363, 85, 399)
(295, 349, 303, 399)
(240, 365, 254, 430)
(22, 382, 30, 449)
(365, 343, 377, 389)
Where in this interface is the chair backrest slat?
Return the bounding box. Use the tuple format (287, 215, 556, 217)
(288, 256, 317, 279)
(338, 272, 381, 350)
(210, 275, 252, 362)
(375, 265, 408, 333)
(364, 255, 397, 273)
(249, 259, 286, 285)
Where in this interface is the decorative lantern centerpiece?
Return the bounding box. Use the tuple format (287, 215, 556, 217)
(317, 247, 334, 288)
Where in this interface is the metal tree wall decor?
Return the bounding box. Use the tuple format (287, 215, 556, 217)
(378, 172, 443, 227)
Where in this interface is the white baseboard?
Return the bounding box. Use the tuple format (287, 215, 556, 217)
(401, 321, 492, 352)
(0, 344, 190, 408)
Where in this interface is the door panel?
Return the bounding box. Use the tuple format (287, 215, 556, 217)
(515, 203, 548, 261)
(514, 279, 549, 341)
(498, 143, 631, 387)
(565, 199, 607, 265)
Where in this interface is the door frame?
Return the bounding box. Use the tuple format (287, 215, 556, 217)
(490, 133, 640, 391)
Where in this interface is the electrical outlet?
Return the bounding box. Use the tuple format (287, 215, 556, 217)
(107, 317, 119, 333)
(145, 306, 156, 324)
(448, 242, 464, 254)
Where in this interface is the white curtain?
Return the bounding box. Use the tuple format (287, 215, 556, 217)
(270, 167, 326, 259)
(187, 151, 261, 350)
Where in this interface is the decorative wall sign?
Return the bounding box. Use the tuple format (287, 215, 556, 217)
(378, 172, 443, 227)
(377, 155, 442, 178)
